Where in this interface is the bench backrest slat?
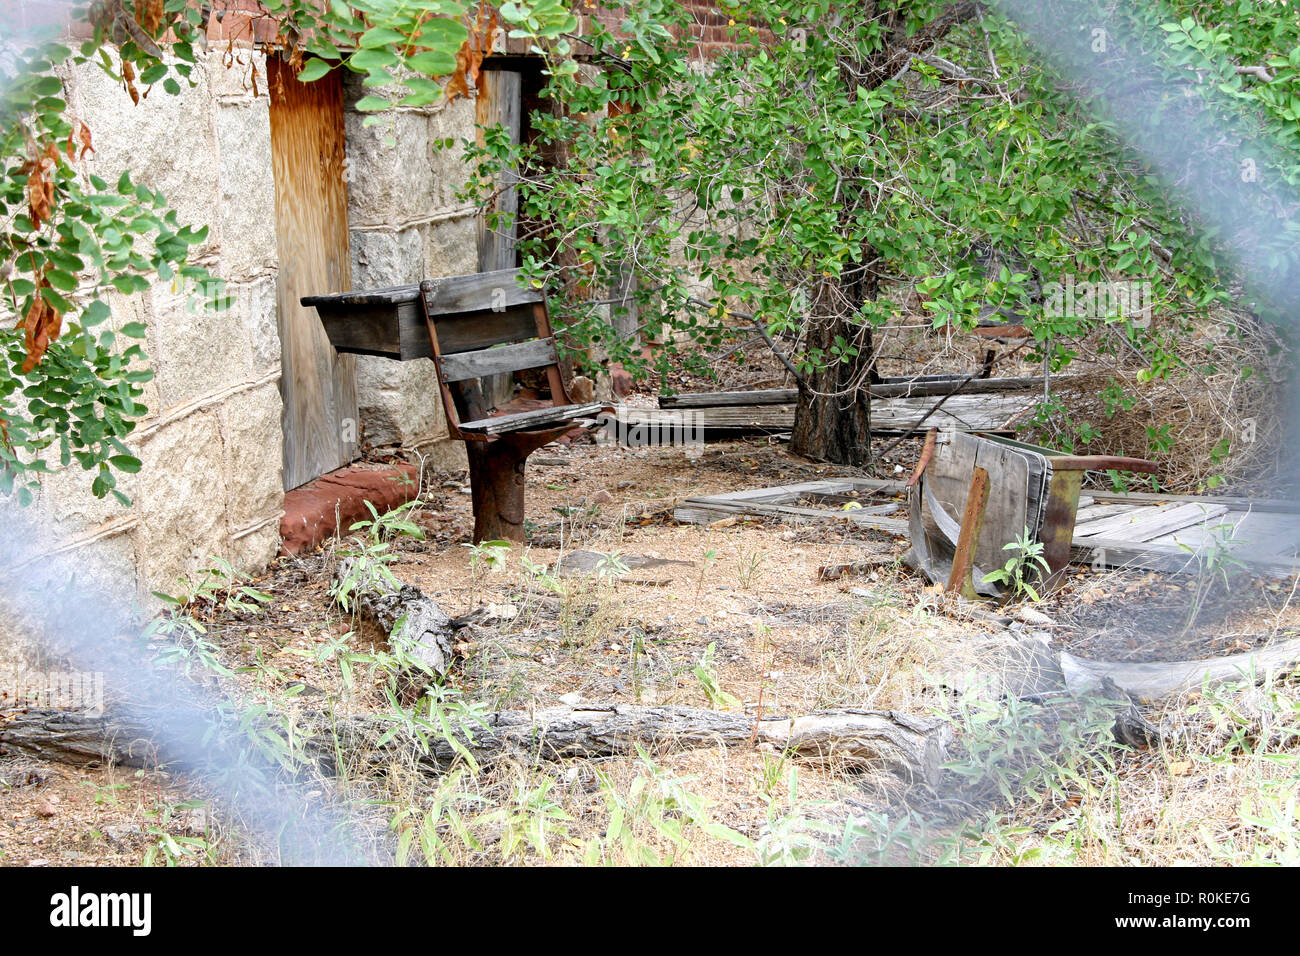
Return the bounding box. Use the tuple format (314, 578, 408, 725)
(421, 268, 544, 314)
(420, 269, 574, 440)
(436, 305, 540, 355)
(439, 338, 559, 383)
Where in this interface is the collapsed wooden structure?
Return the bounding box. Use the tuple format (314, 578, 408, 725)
(675, 460, 1300, 581)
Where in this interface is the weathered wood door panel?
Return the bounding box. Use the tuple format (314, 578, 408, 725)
(477, 69, 522, 408)
(269, 57, 358, 490)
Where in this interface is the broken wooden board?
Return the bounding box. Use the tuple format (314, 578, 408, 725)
(1072, 500, 1300, 577)
(674, 479, 910, 536)
(657, 375, 1070, 406)
(633, 392, 1037, 435)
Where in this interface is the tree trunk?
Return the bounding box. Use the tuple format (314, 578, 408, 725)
(790, 272, 876, 465)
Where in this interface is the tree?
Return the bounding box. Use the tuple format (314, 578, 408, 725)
(471, 0, 1300, 466)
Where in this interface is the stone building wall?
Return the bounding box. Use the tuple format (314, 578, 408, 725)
(10, 43, 474, 603)
(342, 74, 475, 467)
(17, 49, 287, 602)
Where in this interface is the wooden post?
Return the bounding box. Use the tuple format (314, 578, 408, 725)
(1039, 467, 1084, 593)
(465, 426, 571, 543)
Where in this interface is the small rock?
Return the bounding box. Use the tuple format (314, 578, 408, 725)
(610, 366, 634, 397)
(591, 489, 615, 505)
(484, 602, 518, 622)
(34, 800, 57, 818)
(569, 375, 595, 403)
(559, 692, 585, 706)
(1015, 607, 1056, 627)
(696, 617, 708, 626)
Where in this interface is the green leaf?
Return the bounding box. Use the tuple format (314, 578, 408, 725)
(140, 63, 168, 85)
(359, 26, 407, 48)
(297, 58, 333, 82)
(406, 50, 457, 75)
(350, 48, 400, 73)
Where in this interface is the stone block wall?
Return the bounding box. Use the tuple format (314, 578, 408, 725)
(343, 73, 473, 471)
(12, 50, 286, 601)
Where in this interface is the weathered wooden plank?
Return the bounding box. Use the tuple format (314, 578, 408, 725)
(422, 268, 542, 314)
(477, 69, 523, 408)
(303, 268, 541, 313)
(922, 431, 1036, 572)
(619, 406, 795, 431)
(1152, 510, 1300, 557)
(657, 376, 1064, 408)
(1069, 536, 1299, 577)
(685, 479, 869, 505)
(659, 389, 797, 408)
(1071, 503, 1132, 524)
(673, 496, 909, 535)
(306, 295, 540, 361)
(635, 395, 1031, 433)
(269, 59, 358, 491)
(1120, 502, 1229, 543)
(870, 394, 1034, 431)
(1083, 489, 1300, 515)
(438, 338, 557, 382)
(458, 402, 606, 435)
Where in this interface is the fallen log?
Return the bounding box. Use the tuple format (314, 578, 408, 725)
(332, 558, 457, 697)
(817, 557, 897, 582)
(0, 704, 952, 787)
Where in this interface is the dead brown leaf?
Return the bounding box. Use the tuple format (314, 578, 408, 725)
(21, 276, 64, 373)
(135, 0, 164, 36)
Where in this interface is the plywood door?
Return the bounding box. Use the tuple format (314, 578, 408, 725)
(268, 57, 359, 490)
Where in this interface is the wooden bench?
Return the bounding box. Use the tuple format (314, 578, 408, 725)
(909, 431, 1158, 600)
(304, 268, 607, 542)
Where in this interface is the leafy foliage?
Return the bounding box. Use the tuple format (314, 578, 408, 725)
(467, 0, 1300, 455)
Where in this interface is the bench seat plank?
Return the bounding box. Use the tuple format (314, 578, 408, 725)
(458, 402, 607, 436)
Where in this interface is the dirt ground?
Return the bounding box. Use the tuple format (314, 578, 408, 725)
(4, 435, 1300, 866)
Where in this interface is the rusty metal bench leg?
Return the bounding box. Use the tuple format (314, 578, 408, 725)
(1038, 455, 1159, 593)
(947, 465, 990, 600)
(466, 426, 572, 544)
(1039, 468, 1084, 593)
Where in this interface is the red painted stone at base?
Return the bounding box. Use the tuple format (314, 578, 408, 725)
(280, 463, 421, 555)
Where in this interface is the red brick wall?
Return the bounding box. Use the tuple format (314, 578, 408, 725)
(572, 0, 771, 61)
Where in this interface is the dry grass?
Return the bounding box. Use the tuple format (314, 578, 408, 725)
(4, 440, 1300, 866)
